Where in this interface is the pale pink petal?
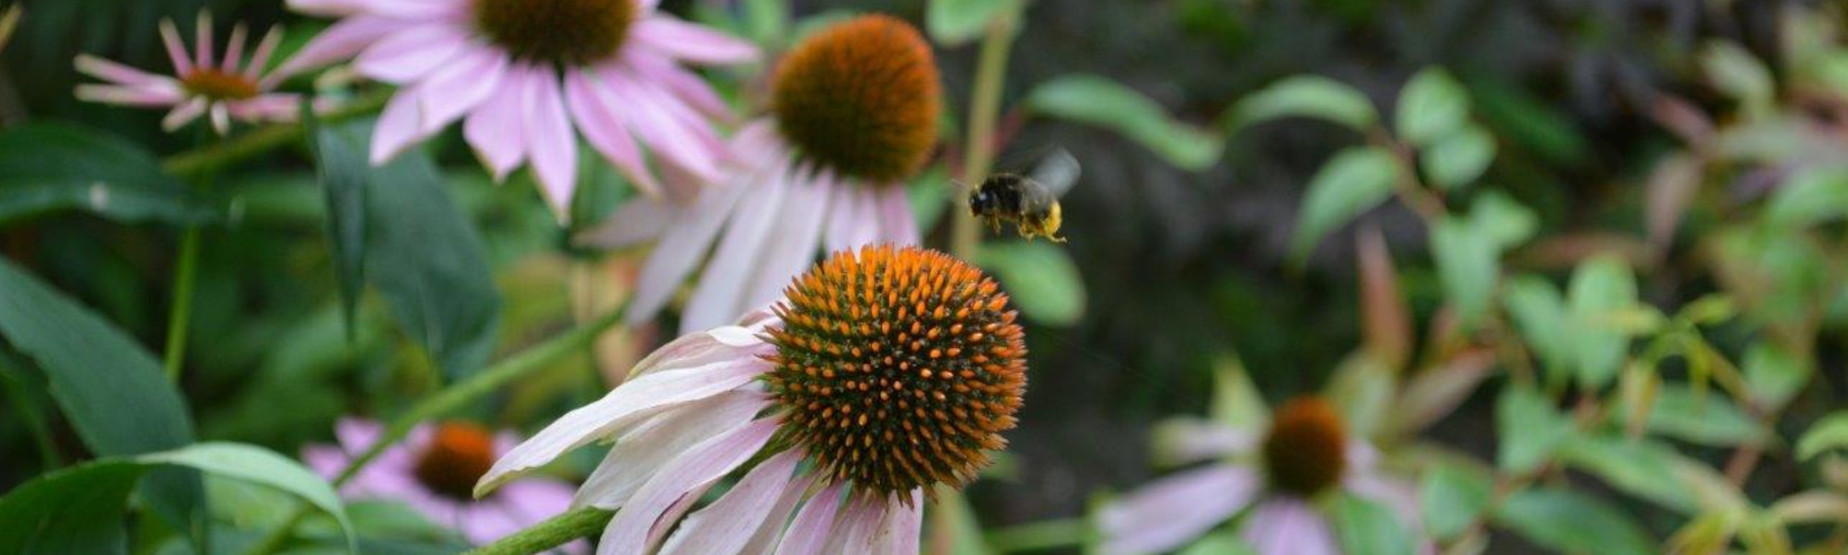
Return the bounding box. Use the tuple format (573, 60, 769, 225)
(162, 97, 209, 131)
(819, 495, 885, 554)
(680, 161, 792, 335)
(458, 503, 526, 546)
(335, 418, 384, 450)
(274, 16, 397, 77)
(370, 89, 428, 163)
(620, 67, 725, 154)
(195, 13, 213, 69)
(1152, 419, 1258, 465)
(738, 473, 817, 555)
(221, 23, 247, 72)
(1099, 465, 1258, 555)
(740, 170, 830, 312)
(290, 0, 468, 19)
(875, 183, 920, 244)
(588, 63, 720, 182)
(574, 391, 769, 509)
(75, 84, 184, 107)
(825, 184, 883, 252)
(627, 179, 749, 326)
(226, 94, 305, 121)
(660, 450, 803, 555)
(246, 27, 283, 79)
(631, 16, 760, 65)
(626, 50, 732, 121)
(564, 68, 663, 196)
(209, 102, 232, 135)
(573, 196, 678, 249)
(464, 67, 530, 180)
(774, 484, 845, 555)
(1346, 473, 1424, 537)
(415, 45, 508, 134)
(353, 24, 469, 84)
(596, 418, 779, 555)
(1240, 498, 1339, 555)
(524, 68, 581, 220)
(301, 445, 348, 479)
(74, 55, 169, 88)
(626, 319, 775, 382)
(875, 491, 924, 555)
(495, 479, 578, 523)
(647, 484, 714, 551)
(159, 19, 194, 75)
(475, 358, 769, 495)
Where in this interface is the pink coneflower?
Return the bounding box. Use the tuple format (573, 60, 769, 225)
(277, 0, 756, 220)
(476, 245, 1025, 554)
(1098, 397, 1427, 555)
(304, 418, 577, 547)
(74, 13, 298, 135)
(579, 15, 940, 335)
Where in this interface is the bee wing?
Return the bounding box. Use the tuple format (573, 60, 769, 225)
(1029, 148, 1081, 198)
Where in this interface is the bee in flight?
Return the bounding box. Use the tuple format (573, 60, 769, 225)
(966, 149, 1081, 243)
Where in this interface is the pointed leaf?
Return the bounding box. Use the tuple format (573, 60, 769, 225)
(927, 0, 1017, 46)
(0, 461, 148, 555)
(1799, 412, 1848, 461)
(303, 109, 369, 337)
(0, 123, 218, 225)
(1396, 68, 1468, 147)
(1292, 147, 1399, 259)
(1494, 488, 1654, 555)
(1420, 124, 1495, 191)
(1026, 75, 1225, 170)
(1332, 492, 1416, 555)
(139, 442, 356, 553)
(1495, 386, 1572, 473)
(1419, 462, 1492, 541)
(1228, 75, 1377, 131)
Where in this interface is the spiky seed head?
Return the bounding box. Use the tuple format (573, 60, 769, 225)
(770, 15, 942, 184)
(1261, 397, 1348, 497)
(474, 0, 637, 66)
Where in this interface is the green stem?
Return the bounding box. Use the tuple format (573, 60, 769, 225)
(161, 90, 391, 176)
(162, 226, 201, 381)
(463, 507, 614, 555)
(0, 364, 61, 469)
(984, 518, 1090, 553)
(950, 12, 1021, 260)
(240, 303, 629, 555)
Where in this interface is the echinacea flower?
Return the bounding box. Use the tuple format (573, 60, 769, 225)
(580, 15, 941, 335)
(1098, 397, 1426, 555)
(75, 13, 298, 135)
(277, 0, 757, 220)
(476, 245, 1026, 554)
(304, 418, 578, 547)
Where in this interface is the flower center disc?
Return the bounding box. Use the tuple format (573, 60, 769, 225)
(770, 15, 942, 184)
(414, 422, 498, 500)
(181, 69, 259, 101)
(474, 0, 636, 66)
(1261, 397, 1348, 497)
(765, 245, 1026, 499)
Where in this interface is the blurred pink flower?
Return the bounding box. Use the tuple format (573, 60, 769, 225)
(277, 0, 757, 220)
(1098, 398, 1428, 555)
(74, 13, 299, 135)
(303, 418, 577, 547)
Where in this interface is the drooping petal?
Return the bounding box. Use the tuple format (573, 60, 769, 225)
(1239, 498, 1339, 555)
(158, 19, 194, 75)
(274, 16, 397, 77)
(573, 196, 678, 249)
(369, 89, 427, 164)
(464, 66, 530, 181)
(1098, 465, 1259, 555)
(1152, 418, 1258, 465)
(1346, 472, 1423, 535)
(627, 179, 749, 325)
(740, 169, 831, 312)
(563, 68, 663, 196)
(596, 418, 779, 555)
(630, 16, 760, 65)
(475, 358, 769, 495)
(524, 68, 581, 220)
(874, 491, 924, 555)
(659, 449, 804, 555)
(824, 184, 883, 252)
(587, 63, 720, 182)
(679, 160, 792, 335)
(874, 183, 920, 244)
(415, 44, 508, 134)
(353, 23, 469, 84)
(74, 55, 168, 88)
(773, 483, 845, 555)
(574, 390, 769, 509)
(75, 84, 185, 107)
(161, 97, 209, 131)
(625, 50, 732, 122)
(737, 473, 817, 555)
(818, 495, 885, 554)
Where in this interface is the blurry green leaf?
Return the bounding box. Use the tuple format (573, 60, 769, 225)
(1431, 218, 1497, 329)
(1396, 68, 1468, 147)
(1496, 385, 1572, 473)
(304, 112, 369, 338)
(140, 443, 356, 553)
(1420, 124, 1496, 191)
(1466, 191, 1537, 249)
(1494, 488, 1654, 555)
(1566, 257, 1637, 390)
(1176, 531, 1256, 555)
(1767, 491, 1848, 525)
(1678, 295, 1737, 325)
(909, 166, 953, 234)
(975, 242, 1085, 326)
(0, 123, 218, 225)
(1326, 354, 1395, 440)
(1227, 75, 1377, 131)
(1765, 165, 1848, 228)
(1743, 341, 1810, 410)
(1701, 42, 1775, 117)
(0, 460, 148, 555)
(1560, 436, 1696, 513)
(1420, 462, 1492, 540)
(1503, 276, 1569, 375)
(1629, 384, 1771, 447)
(0, 257, 203, 542)
(741, 0, 790, 46)
(1210, 353, 1268, 431)
(1798, 412, 1848, 461)
(927, 0, 1016, 46)
(1389, 351, 1495, 434)
(1468, 78, 1589, 167)
(1291, 147, 1399, 259)
(930, 489, 993, 555)
(342, 501, 454, 542)
(365, 146, 503, 380)
(1332, 492, 1416, 555)
(1026, 75, 1224, 170)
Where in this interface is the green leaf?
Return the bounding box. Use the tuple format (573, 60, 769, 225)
(1209, 353, 1268, 431)
(1503, 276, 1570, 376)
(1026, 75, 1225, 170)
(1465, 191, 1537, 249)
(303, 112, 369, 338)
(974, 241, 1085, 326)
(927, 0, 1016, 46)
(1566, 256, 1637, 389)
(1420, 124, 1496, 191)
(364, 145, 502, 380)
(0, 123, 218, 225)
(1290, 146, 1399, 259)
(1494, 488, 1655, 555)
(1496, 385, 1572, 473)
(1332, 492, 1416, 555)
(0, 257, 203, 540)
(139, 442, 356, 553)
(1798, 412, 1848, 460)
(1559, 435, 1697, 513)
(1395, 68, 1469, 147)
(1430, 217, 1497, 329)
(1743, 341, 1811, 410)
(1468, 78, 1589, 167)
(741, 0, 790, 47)
(1419, 462, 1492, 540)
(1765, 165, 1848, 227)
(1701, 41, 1775, 117)
(1325, 354, 1395, 440)
(1227, 75, 1378, 131)
(908, 165, 953, 235)
(1629, 384, 1772, 447)
(0, 461, 148, 555)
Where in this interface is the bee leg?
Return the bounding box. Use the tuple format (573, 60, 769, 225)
(1050, 234, 1068, 243)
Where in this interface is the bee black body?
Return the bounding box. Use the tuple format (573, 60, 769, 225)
(969, 173, 1065, 242)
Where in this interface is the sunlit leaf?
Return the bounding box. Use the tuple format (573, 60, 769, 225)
(1502, 276, 1569, 377)
(1743, 341, 1811, 411)
(1025, 75, 1225, 170)
(1227, 75, 1377, 131)
(1566, 256, 1637, 390)
(927, 0, 1017, 46)
(1701, 41, 1774, 118)
(1420, 124, 1495, 191)
(139, 442, 356, 553)
(1431, 217, 1497, 329)
(0, 123, 218, 225)
(1395, 68, 1468, 147)
(1494, 488, 1654, 555)
(1560, 435, 1697, 513)
(1627, 384, 1772, 447)
(1765, 165, 1848, 228)
(1495, 386, 1571, 473)
(1332, 492, 1416, 555)
(1210, 353, 1269, 431)
(1291, 146, 1399, 259)
(741, 0, 790, 46)
(975, 241, 1085, 326)
(1798, 412, 1848, 461)
(1419, 462, 1492, 541)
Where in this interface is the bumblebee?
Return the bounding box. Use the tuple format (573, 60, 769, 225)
(967, 149, 1080, 243)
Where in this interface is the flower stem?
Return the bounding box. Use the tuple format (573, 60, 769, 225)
(240, 303, 628, 555)
(463, 506, 614, 555)
(161, 227, 201, 381)
(161, 89, 392, 177)
(950, 11, 1021, 260)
